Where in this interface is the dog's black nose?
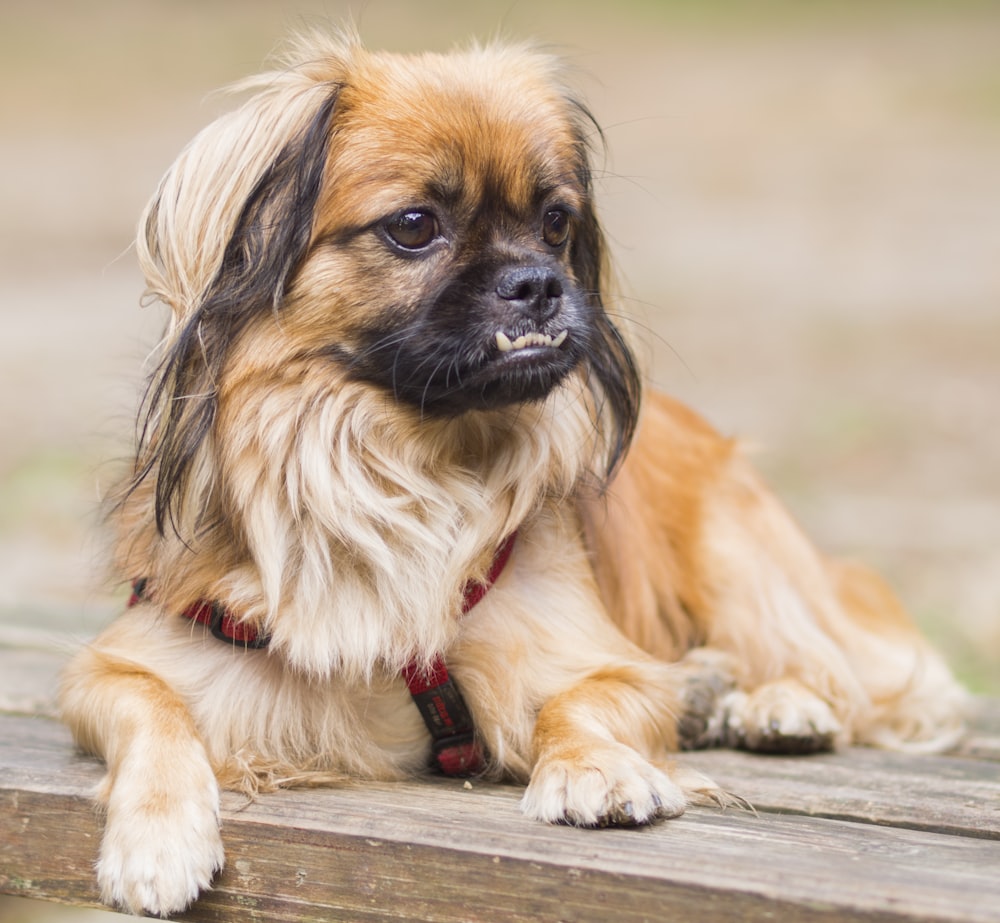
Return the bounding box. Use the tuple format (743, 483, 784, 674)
(495, 266, 563, 321)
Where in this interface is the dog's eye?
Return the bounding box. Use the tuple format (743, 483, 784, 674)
(542, 209, 571, 248)
(383, 210, 440, 251)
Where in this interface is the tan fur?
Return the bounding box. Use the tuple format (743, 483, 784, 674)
(59, 33, 966, 917)
(584, 391, 966, 750)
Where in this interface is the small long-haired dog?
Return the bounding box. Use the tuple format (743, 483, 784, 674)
(60, 32, 966, 916)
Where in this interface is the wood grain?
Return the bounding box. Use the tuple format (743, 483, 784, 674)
(681, 744, 1000, 838)
(2, 714, 999, 922)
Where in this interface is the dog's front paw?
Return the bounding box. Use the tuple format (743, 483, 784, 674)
(97, 765, 224, 916)
(521, 743, 686, 828)
(723, 680, 842, 754)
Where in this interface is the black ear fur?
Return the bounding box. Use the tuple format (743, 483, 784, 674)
(567, 99, 642, 482)
(132, 88, 340, 538)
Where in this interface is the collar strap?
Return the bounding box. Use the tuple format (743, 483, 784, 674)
(460, 530, 517, 614)
(400, 530, 518, 776)
(128, 577, 270, 649)
(128, 532, 516, 776)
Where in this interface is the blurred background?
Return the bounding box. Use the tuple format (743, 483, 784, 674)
(1, 0, 997, 919)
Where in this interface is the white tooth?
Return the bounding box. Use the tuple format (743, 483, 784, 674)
(498, 330, 567, 352)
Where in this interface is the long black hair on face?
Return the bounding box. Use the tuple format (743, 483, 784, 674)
(128, 89, 340, 538)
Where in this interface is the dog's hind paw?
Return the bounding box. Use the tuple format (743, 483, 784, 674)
(675, 648, 739, 750)
(723, 680, 842, 754)
(674, 652, 842, 755)
(521, 742, 687, 828)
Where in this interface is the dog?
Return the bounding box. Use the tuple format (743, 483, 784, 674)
(59, 31, 966, 916)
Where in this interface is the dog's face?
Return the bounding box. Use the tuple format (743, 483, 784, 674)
(135, 39, 639, 535)
(293, 49, 603, 415)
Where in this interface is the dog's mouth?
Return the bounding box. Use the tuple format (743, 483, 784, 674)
(443, 320, 579, 411)
(339, 271, 587, 415)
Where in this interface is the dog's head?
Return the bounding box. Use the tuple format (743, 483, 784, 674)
(134, 34, 640, 536)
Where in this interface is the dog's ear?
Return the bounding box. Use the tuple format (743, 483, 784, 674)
(566, 99, 642, 483)
(131, 73, 341, 537)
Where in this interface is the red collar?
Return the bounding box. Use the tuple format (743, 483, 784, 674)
(403, 531, 517, 775)
(128, 532, 517, 776)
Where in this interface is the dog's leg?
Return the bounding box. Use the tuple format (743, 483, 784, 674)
(584, 391, 965, 753)
(59, 645, 223, 917)
(521, 664, 711, 827)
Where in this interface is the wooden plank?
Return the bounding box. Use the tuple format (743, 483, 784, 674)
(681, 745, 1000, 838)
(3, 716, 1000, 923)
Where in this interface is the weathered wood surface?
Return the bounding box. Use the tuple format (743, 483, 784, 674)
(681, 703, 1000, 839)
(2, 709, 999, 923)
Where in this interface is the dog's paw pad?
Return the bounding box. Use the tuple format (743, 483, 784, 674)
(521, 744, 686, 828)
(723, 683, 841, 754)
